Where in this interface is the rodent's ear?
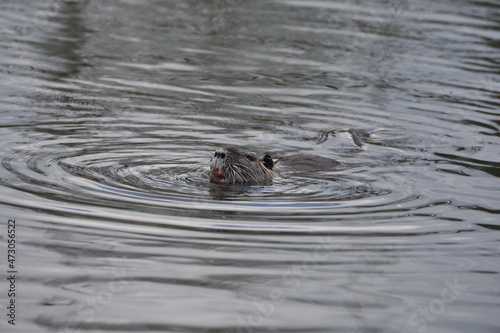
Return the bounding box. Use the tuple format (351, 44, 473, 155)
(263, 155, 273, 170)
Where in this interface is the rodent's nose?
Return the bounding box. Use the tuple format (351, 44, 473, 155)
(214, 151, 226, 159)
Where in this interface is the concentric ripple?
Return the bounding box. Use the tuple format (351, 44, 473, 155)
(1, 119, 472, 235)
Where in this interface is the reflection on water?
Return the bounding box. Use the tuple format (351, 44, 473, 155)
(0, 0, 499, 332)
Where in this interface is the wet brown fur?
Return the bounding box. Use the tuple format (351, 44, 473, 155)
(210, 147, 276, 185)
(210, 147, 339, 185)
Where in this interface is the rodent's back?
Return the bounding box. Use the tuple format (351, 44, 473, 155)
(274, 154, 339, 173)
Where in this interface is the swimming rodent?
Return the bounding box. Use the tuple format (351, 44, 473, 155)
(209, 147, 339, 185)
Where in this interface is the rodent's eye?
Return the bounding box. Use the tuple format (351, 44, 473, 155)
(245, 154, 255, 161)
(263, 155, 273, 170)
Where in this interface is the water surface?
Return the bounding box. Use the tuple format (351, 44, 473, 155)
(0, 0, 499, 332)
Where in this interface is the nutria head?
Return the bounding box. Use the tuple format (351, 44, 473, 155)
(210, 147, 275, 185)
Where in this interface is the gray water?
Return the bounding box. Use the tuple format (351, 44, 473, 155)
(0, 0, 499, 332)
